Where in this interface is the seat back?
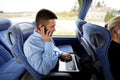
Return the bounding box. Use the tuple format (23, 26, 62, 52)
(7, 22, 42, 80)
(0, 18, 13, 65)
(0, 18, 12, 53)
(81, 23, 114, 80)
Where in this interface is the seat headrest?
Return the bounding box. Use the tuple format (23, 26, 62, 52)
(17, 22, 35, 40)
(82, 23, 111, 49)
(8, 22, 35, 45)
(0, 18, 11, 31)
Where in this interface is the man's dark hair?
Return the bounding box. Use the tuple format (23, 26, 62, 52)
(35, 9, 57, 27)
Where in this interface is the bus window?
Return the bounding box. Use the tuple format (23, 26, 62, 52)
(0, 0, 79, 37)
(85, 0, 120, 27)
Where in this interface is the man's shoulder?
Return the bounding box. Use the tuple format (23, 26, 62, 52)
(24, 33, 43, 46)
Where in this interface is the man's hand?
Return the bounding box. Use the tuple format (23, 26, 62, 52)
(36, 26, 52, 42)
(60, 52, 72, 62)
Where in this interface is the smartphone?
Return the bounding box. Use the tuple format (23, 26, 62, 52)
(38, 25, 47, 34)
(42, 25, 47, 34)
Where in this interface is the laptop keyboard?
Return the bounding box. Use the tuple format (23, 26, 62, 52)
(66, 59, 76, 70)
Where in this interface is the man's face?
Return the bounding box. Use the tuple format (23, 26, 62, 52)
(45, 19, 56, 35)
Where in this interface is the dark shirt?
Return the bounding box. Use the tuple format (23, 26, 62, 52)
(108, 40, 120, 80)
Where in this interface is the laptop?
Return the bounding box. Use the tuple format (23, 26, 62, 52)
(59, 54, 80, 72)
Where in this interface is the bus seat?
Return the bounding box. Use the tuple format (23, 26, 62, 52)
(82, 23, 114, 80)
(0, 44, 26, 80)
(0, 18, 12, 53)
(7, 22, 73, 80)
(7, 22, 40, 79)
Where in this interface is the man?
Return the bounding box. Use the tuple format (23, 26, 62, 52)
(106, 16, 120, 80)
(23, 9, 72, 75)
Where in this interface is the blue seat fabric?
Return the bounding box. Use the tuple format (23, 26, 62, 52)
(0, 18, 12, 53)
(7, 22, 42, 80)
(0, 18, 26, 80)
(0, 44, 26, 80)
(82, 23, 114, 80)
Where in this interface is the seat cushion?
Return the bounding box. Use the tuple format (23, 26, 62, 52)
(0, 58, 26, 80)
